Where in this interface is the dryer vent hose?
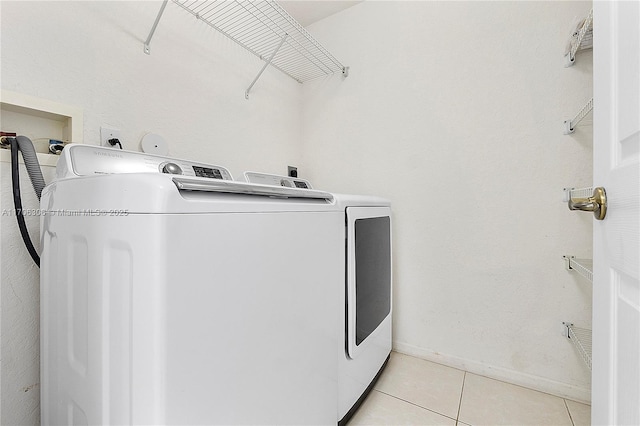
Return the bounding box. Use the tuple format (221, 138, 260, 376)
(16, 135, 46, 200)
(10, 135, 45, 267)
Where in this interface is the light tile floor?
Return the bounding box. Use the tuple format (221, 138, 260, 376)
(347, 352, 591, 426)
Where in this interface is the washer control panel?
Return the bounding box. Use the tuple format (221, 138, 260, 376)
(192, 166, 225, 179)
(59, 144, 233, 181)
(244, 171, 313, 189)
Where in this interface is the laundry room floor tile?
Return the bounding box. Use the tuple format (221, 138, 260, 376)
(457, 373, 573, 425)
(347, 390, 456, 426)
(348, 352, 590, 426)
(372, 352, 465, 419)
(565, 399, 591, 426)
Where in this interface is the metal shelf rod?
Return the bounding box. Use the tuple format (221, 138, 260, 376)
(246, 34, 288, 99)
(563, 322, 592, 370)
(144, 0, 169, 55)
(564, 98, 593, 134)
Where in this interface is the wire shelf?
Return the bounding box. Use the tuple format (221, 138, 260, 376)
(172, 0, 347, 83)
(563, 323, 592, 370)
(563, 256, 593, 283)
(564, 97, 593, 134)
(563, 186, 593, 201)
(565, 9, 593, 67)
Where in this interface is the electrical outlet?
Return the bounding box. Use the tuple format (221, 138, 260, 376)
(100, 126, 121, 148)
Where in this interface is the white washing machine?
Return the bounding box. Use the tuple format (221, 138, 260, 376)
(244, 173, 393, 425)
(40, 145, 346, 425)
(41, 146, 391, 425)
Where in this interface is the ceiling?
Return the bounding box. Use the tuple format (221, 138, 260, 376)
(279, 1, 362, 27)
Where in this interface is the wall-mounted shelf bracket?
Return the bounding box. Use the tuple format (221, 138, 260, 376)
(563, 255, 593, 283)
(144, 0, 169, 55)
(563, 255, 575, 270)
(564, 9, 593, 67)
(564, 97, 593, 134)
(562, 322, 592, 370)
(246, 34, 288, 100)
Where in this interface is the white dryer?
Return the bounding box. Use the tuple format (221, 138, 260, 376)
(335, 194, 392, 425)
(244, 173, 393, 425)
(40, 145, 346, 425)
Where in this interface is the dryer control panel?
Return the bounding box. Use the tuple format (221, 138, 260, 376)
(244, 171, 313, 189)
(57, 145, 233, 181)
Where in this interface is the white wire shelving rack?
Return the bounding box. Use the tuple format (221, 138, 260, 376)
(561, 10, 594, 377)
(562, 186, 595, 283)
(563, 186, 593, 202)
(144, 0, 349, 99)
(565, 9, 593, 67)
(564, 97, 593, 134)
(563, 255, 593, 283)
(563, 322, 592, 371)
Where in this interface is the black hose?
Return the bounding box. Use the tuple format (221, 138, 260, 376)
(10, 137, 41, 267)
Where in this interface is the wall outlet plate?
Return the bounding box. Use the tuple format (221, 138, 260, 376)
(100, 126, 121, 148)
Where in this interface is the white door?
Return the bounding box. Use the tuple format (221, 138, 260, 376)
(592, 1, 640, 425)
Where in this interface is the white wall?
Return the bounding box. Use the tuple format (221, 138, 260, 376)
(1, 1, 303, 424)
(1, 0, 303, 177)
(302, 1, 594, 402)
(0, 161, 57, 426)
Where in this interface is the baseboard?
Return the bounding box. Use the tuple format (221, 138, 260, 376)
(393, 340, 591, 405)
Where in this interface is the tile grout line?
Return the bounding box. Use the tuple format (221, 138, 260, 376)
(374, 389, 458, 423)
(564, 398, 576, 426)
(393, 351, 590, 405)
(463, 369, 589, 404)
(456, 371, 467, 425)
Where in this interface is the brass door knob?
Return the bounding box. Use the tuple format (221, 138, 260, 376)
(568, 187, 607, 220)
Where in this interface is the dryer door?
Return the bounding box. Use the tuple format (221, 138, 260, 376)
(346, 207, 392, 359)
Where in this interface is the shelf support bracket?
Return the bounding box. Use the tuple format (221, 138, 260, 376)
(563, 255, 575, 271)
(245, 34, 288, 100)
(564, 9, 593, 67)
(144, 0, 169, 55)
(564, 98, 593, 135)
